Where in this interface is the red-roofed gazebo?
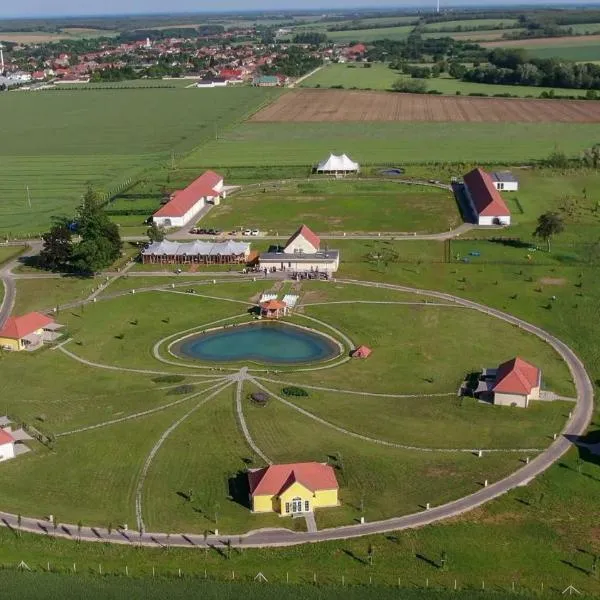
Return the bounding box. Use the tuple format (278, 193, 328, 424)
(352, 345, 372, 359)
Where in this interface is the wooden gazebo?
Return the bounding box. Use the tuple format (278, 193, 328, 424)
(260, 299, 288, 319)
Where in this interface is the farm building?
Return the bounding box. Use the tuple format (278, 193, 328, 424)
(490, 171, 519, 192)
(463, 168, 511, 226)
(153, 171, 224, 228)
(315, 153, 360, 174)
(491, 357, 541, 408)
(0, 312, 63, 352)
(196, 77, 228, 88)
(141, 240, 251, 265)
(248, 462, 339, 515)
(0, 430, 15, 462)
(253, 75, 279, 87)
(259, 224, 340, 275)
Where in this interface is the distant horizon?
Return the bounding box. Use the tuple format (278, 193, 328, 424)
(2, 1, 600, 20)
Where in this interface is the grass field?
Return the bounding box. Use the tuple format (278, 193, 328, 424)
(0, 28, 117, 43)
(301, 63, 590, 97)
(421, 18, 518, 32)
(482, 34, 600, 61)
(201, 180, 459, 234)
(326, 25, 414, 42)
(182, 121, 600, 166)
(0, 87, 278, 237)
(527, 44, 600, 62)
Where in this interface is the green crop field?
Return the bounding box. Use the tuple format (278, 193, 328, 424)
(201, 180, 460, 234)
(301, 63, 591, 98)
(0, 87, 278, 237)
(326, 25, 414, 42)
(527, 43, 600, 61)
(422, 18, 518, 32)
(182, 121, 600, 167)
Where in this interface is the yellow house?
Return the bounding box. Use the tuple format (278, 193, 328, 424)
(0, 312, 59, 351)
(248, 462, 339, 515)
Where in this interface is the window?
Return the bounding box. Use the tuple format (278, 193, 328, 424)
(304, 501, 310, 512)
(285, 502, 290, 514)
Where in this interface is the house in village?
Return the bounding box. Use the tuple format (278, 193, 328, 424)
(259, 224, 340, 275)
(248, 462, 339, 515)
(463, 168, 511, 226)
(153, 171, 224, 228)
(0, 312, 63, 351)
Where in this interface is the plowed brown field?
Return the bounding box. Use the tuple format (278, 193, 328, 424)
(250, 89, 600, 123)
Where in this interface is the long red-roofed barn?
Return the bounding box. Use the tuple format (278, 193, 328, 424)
(153, 170, 225, 228)
(248, 462, 339, 515)
(492, 357, 541, 408)
(463, 168, 511, 226)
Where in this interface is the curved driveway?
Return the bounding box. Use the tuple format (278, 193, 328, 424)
(0, 279, 593, 548)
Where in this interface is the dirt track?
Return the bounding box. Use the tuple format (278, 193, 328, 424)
(250, 89, 600, 123)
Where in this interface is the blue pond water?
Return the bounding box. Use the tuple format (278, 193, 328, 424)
(175, 322, 339, 365)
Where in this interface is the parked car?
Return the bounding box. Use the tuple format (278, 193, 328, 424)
(251, 229, 260, 236)
(243, 229, 252, 236)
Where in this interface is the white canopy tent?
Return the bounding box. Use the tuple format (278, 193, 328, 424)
(316, 154, 360, 174)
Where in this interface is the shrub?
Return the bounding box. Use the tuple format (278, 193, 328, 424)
(391, 78, 428, 94)
(282, 386, 309, 397)
(152, 375, 185, 384)
(168, 384, 195, 395)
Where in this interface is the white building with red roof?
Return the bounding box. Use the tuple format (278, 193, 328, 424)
(0, 312, 63, 352)
(259, 224, 340, 275)
(492, 357, 541, 408)
(248, 462, 339, 515)
(463, 168, 511, 226)
(153, 170, 224, 228)
(0, 429, 15, 462)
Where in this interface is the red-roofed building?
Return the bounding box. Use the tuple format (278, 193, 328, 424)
(352, 345, 372, 359)
(346, 43, 367, 58)
(153, 171, 224, 228)
(492, 357, 541, 408)
(248, 462, 339, 515)
(259, 299, 288, 319)
(0, 312, 62, 352)
(0, 429, 15, 462)
(284, 224, 320, 254)
(463, 168, 511, 226)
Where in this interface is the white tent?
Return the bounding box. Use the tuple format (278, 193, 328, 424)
(316, 154, 360, 173)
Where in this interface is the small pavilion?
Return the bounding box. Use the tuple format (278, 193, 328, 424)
(260, 299, 288, 319)
(352, 345, 372, 359)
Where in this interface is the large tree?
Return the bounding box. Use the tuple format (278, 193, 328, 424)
(71, 186, 122, 274)
(147, 222, 166, 243)
(533, 211, 565, 252)
(38, 217, 73, 271)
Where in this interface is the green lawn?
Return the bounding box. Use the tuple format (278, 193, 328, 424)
(13, 277, 98, 314)
(301, 63, 591, 97)
(0, 245, 26, 266)
(182, 121, 600, 166)
(0, 87, 278, 236)
(201, 180, 459, 234)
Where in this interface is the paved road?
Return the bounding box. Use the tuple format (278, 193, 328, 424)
(0, 279, 592, 548)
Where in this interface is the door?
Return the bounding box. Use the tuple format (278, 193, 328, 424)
(291, 497, 303, 513)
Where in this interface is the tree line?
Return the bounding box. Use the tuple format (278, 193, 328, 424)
(39, 187, 122, 275)
(460, 48, 600, 90)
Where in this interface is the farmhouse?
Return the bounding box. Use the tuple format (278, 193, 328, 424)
(463, 168, 511, 226)
(490, 171, 519, 192)
(259, 224, 340, 275)
(0, 312, 63, 351)
(315, 153, 360, 174)
(141, 240, 250, 265)
(153, 171, 224, 228)
(490, 357, 541, 408)
(196, 77, 228, 88)
(248, 462, 339, 515)
(0, 430, 15, 462)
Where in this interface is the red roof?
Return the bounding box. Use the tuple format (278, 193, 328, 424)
(464, 168, 511, 218)
(154, 171, 223, 219)
(0, 430, 14, 445)
(260, 299, 287, 310)
(286, 224, 320, 252)
(0, 312, 54, 340)
(219, 68, 243, 79)
(352, 345, 372, 358)
(249, 462, 338, 496)
(493, 357, 540, 395)
(347, 43, 367, 55)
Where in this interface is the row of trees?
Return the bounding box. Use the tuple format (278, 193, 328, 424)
(260, 47, 322, 77)
(461, 48, 600, 90)
(39, 187, 122, 275)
